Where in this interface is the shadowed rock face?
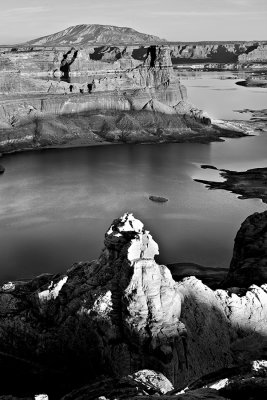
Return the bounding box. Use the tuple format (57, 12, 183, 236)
(24, 24, 166, 46)
(224, 211, 267, 288)
(60, 49, 78, 82)
(0, 213, 266, 398)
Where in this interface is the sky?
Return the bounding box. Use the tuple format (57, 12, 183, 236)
(0, 0, 267, 44)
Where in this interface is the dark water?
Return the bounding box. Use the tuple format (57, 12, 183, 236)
(0, 136, 266, 282)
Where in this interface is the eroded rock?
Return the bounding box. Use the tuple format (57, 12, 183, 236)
(0, 213, 266, 397)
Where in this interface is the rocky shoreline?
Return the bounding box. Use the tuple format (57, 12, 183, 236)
(0, 212, 266, 399)
(195, 166, 267, 204)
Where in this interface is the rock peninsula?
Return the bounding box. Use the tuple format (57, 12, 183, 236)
(0, 37, 249, 154)
(195, 167, 267, 204)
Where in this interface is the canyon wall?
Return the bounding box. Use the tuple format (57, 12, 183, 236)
(1, 41, 267, 79)
(0, 45, 221, 153)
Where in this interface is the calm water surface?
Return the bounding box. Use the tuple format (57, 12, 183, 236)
(0, 72, 267, 282)
(180, 71, 267, 120)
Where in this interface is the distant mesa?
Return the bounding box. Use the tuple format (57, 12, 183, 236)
(149, 195, 168, 203)
(23, 24, 166, 46)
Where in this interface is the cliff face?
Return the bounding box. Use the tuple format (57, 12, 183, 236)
(224, 211, 267, 288)
(0, 213, 266, 396)
(2, 41, 267, 81)
(0, 45, 222, 153)
(238, 44, 267, 63)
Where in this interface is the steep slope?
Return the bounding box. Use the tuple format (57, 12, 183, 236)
(25, 24, 165, 46)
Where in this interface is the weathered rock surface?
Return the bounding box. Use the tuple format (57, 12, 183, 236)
(224, 211, 267, 288)
(1, 45, 239, 153)
(170, 42, 267, 64)
(1, 41, 256, 153)
(0, 213, 266, 398)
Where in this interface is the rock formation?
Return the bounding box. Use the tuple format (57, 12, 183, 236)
(224, 211, 267, 288)
(170, 42, 267, 64)
(0, 212, 266, 398)
(238, 44, 267, 63)
(2, 43, 243, 154)
(24, 24, 166, 46)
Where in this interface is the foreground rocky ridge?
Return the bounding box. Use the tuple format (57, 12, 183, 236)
(0, 212, 266, 398)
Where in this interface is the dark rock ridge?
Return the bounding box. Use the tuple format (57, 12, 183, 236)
(0, 213, 266, 398)
(23, 24, 166, 46)
(195, 167, 267, 204)
(170, 42, 267, 64)
(224, 211, 267, 288)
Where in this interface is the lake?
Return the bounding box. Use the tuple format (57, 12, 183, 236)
(180, 70, 267, 120)
(0, 71, 266, 282)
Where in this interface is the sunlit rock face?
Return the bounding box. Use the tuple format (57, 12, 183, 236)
(0, 213, 266, 391)
(238, 44, 267, 62)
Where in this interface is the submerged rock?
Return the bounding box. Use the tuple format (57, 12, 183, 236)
(149, 195, 169, 203)
(0, 164, 5, 174)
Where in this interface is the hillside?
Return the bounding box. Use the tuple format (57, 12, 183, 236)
(24, 24, 165, 46)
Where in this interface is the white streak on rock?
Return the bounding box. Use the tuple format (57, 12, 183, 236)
(38, 276, 68, 302)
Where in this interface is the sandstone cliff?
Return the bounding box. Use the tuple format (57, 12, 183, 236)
(0, 213, 266, 398)
(224, 211, 267, 288)
(0, 45, 229, 153)
(170, 42, 267, 64)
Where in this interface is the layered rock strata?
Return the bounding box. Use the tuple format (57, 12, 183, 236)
(0, 213, 266, 398)
(0, 45, 236, 153)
